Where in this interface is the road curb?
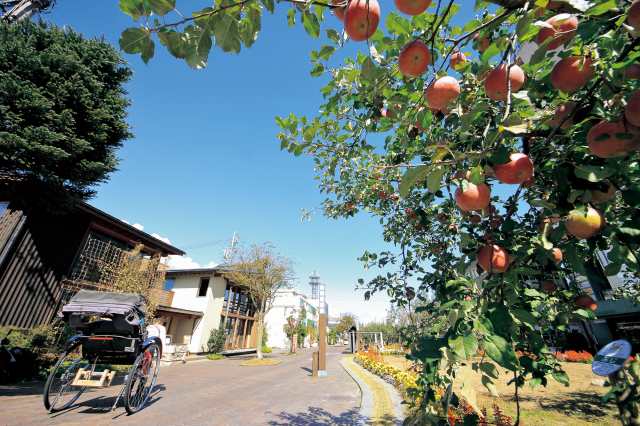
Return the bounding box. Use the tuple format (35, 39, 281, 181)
(367, 368, 405, 426)
(340, 357, 372, 426)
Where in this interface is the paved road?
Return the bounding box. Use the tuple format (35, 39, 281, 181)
(0, 345, 360, 425)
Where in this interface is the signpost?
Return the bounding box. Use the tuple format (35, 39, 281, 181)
(292, 333, 298, 353)
(592, 339, 632, 376)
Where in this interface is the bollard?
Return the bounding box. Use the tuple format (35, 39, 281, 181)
(312, 351, 319, 377)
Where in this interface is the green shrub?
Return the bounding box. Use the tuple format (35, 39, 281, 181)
(261, 345, 272, 353)
(206, 354, 226, 360)
(207, 326, 227, 354)
(0, 321, 76, 355)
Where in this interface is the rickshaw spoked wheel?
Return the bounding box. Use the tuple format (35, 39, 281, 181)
(43, 342, 87, 412)
(124, 342, 160, 414)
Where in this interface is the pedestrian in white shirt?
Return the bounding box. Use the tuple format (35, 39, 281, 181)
(146, 317, 167, 352)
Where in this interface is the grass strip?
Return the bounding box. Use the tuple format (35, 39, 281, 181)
(344, 356, 396, 426)
(239, 357, 283, 366)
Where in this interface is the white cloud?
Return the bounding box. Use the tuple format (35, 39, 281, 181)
(166, 255, 214, 270)
(132, 223, 144, 231)
(151, 233, 171, 245)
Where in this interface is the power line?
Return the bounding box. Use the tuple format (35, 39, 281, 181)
(179, 238, 231, 251)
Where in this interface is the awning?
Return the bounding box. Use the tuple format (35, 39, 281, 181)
(155, 305, 203, 319)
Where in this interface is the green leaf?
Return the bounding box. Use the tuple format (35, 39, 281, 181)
(301, 10, 321, 39)
(140, 37, 154, 64)
(310, 63, 324, 77)
(195, 7, 218, 35)
(529, 377, 542, 390)
(564, 244, 588, 276)
(158, 29, 185, 59)
(511, 267, 540, 276)
(399, 166, 430, 198)
(480, 362, 499, 379)
(511, 308, 538, 328)
(459, 366, 483, 416)
(552, 370, 570, 387)
(326, 29, 340, 44)
(288, 9, 296, 28)
(119, 0, 151, 22)
(474, 316, 494, 335)
(318, 45, 336, 61)
(618, 219, 640, 244)
(360, 57, 379, 83)
(483, 335, 519, 371)
(524, 288, 542, 297)
(480, 42, 502, 63)
(573, 164, 615, 182)
(449, 331, 479, 361)
(119, 27, 150, 54)
(427, 167, 446, 192)
(469, 166, 485, 185)
(183, 25, 212, 69)
(488, 146, 511, 165)
(584, 0, 617, 16)
(463, 19, 482, 32)
(148, 0, 175, 15)
(261, 0, 275, 14)
(482, 375, 499, 397)
(239, 6, 261, 48)
(212, 8, 242, 53)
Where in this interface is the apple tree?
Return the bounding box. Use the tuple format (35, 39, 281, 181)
(118, 0, 640, 424)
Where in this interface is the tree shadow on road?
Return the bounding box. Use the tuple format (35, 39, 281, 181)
(265, 406, 361, 425)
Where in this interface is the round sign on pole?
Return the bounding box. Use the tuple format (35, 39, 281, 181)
(592, 339, 632, 376)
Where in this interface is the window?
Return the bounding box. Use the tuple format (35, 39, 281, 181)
(164, 279, 175, 291)
(197, 278, 210, 297)
(0, 202, 8, 219)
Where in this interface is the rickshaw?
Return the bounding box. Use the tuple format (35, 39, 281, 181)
(43, 290, 162, 414)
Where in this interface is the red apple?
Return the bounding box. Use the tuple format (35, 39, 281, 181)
(394, 0, 432, 16)
(399, 40, 431, 78)
(523, 176, 535, 188)
(482, 232, 493, 241)
(490, 219, 501, 230)
(587, 118, 640, 158)
(476, 244, 510, 273)
(628, 0, 640, 29)
(411, 214, 418, 221)
(378, 191, 388, 200)
(332, 0, 346, 21)
(541, 280, 558, 293)
(554, 101, 578, 130)
(573, 295, 597, 312)
(626, 64, 640, 80)
(425, 76, 460, 109)
(590, 180, 615, 204)
(405, 208, 414, 215)
(437, 213, 448, 224)
(347, 202, 355, 210)
(473, 33, 490, 51)
(552, 248, 562, 262)
(565, 207, 606, 239)
(460, 209, 471, 217)
(448, 224, 459, 233)
(344, 0, 380, 42)
(381, 109, 397, 123)
(449, 51, 467, 70)
(536, 14, 578, 51)
(470, 215, 481, 224)
(551, 57, 596, 92)
(455, 182, 491, 212)
(492, 153, 535, 185)
(484, 64, 526, 102)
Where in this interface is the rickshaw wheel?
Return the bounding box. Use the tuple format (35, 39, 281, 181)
(43, 343, 86, 412)
(124, 342, 160, 414)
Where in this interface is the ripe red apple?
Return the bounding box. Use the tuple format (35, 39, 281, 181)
(469, 214, 481, 224)
(551, 57, 596, 92)
(378, 191, 388, 200)
(381, 109, 397, 123)
(430, 243, 444, 253)
(405, 207, 413, 215)
(590, 180, 615, 204)
(344, 0, 381, 42)
(449, 51, 467, 70)
(587, 118, 640, 158)
(448, 224, 459, 233)
(573, 295, 597, 312)
(625, 89, 640, 127)
(425, 76, 460, 109)
(565, 207, 606, 239)
(628, 0, 640, 29)
(541, 280, 558, 293)
(411, 214, 418, 221)
(523, 176, 535, 188)
(399, 40, 431, 78)
(437, 213, 448, 224)
(394, 0, 432, 16)
(536, 14, 578, 51)
(406, 288, 416, 298)
(460, 209, 471, 217)
(490, 219, 501, 230)
(347, 202, 355, 210)
(482, 232, 493, 241)
(476, 244, 510, 273)
(554, 101, 578, 129)
(626, 64, 640, 80)
(473, 33, 490, 51)
(552, 248, 562, 262)
(492, 152, 535, 185)
(390, 193, 400, 199)
(331, 0, 346, 21)
(455, 182, 491, 212)
(484, 64, 526, 102)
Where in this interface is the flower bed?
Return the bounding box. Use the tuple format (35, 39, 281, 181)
(355, 350, 519, 425)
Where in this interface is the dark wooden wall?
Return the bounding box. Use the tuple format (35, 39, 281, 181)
(0, 203, 90, 327)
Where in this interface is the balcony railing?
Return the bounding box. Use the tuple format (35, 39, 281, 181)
(157, 289, 175, 306)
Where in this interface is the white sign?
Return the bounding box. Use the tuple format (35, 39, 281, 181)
(592, 340, 632, 376)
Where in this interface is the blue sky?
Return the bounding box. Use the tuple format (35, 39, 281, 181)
(43, 1, 501, 324)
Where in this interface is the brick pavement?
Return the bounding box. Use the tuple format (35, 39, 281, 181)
(0, 346, 361, 425)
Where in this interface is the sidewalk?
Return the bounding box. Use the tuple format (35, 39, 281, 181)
(0, 345, 360, 425)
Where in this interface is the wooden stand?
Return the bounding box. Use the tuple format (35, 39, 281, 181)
(71, 369, 116, 387)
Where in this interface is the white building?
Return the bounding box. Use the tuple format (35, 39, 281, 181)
(265, 287, 319, 349)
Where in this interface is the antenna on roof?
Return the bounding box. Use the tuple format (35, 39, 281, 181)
(222, 231, 239, 264)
